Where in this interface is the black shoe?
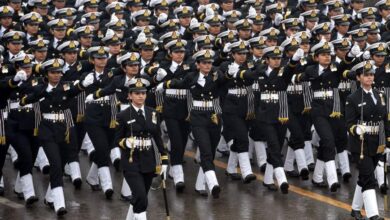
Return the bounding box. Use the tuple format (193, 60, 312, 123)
(243, 174, 257, 184)
(336, 168, 341, 176)
(225, 171, 242, 181)
(120, 194, 132, 202)
(216, 149, 230, 157)
(113, 159, 120, 172)
(286, 170, 300, 177)
(0, 187, 4, 196)
(280, 182, 289, 194)
(211, 185, 220, 199)
(73, 178, 82, 189)
(105, 189, 114, 199)
(86, 180, 101, 191)
(308, 163, 315, 172)
(44, 199, 54, 210)
(380, 184, 388, 195)
(14, 190, 24, 199)
(260, 164, 266, 173)
(195, 189, 208, 197)
(312, 180, 328, 188)
(330, 182, 340, 192)
(342, 173, 352, 183)
(56, 207, 67, 216)
(369, 215, 384, 220)
(300, 168, 309, 180)
(25, 196, 39, 206)
(350, 210, 364, 220)
(175, 182, 185, 193)
(263, 183, 278, 191)
(42, 165, 50, 175)
(13, 159, 19, 169)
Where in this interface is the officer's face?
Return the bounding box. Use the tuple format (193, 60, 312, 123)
(232, 52, 247, 65)
(63, 51, 77, 64)
(367, 32, 378, 44)
(266, 57, 281, 69)
(108, 44, 121, 55)
(300, 42, 310, 54)
(7, 42, 22, 54)
(179, 16, 191, 27)
(335, 49, 348, 60)
(305, 20, 317, 30)
(357, 73, 374, 88)
(209, 25, 221, 35)
(336, 24, 349, 35)
(36, 7, 48, 16)
(198, 0, 210, 4)
(265, 39, 278, 47)
(318, 33, 331, 42)
(316, 52, 331, 66)
(355, 40, 366, 49)
(20, 66, 32, 77)
(9, 2, 21, 11)
(251, 47, 263, 58)
(140, 49, 154, 61)
(351, 2, 364, 11)
(124, 64, 139, 76)
(238, 29, 251, 40)
(171, 51, 185, 63)
(80, 36, 92, 47)
(136, 19, 150, 27)
(373, 54, 385, 66)
(252, 24, 263, 33)
(0, 17, 12, 28)
(130, 6, 142, 13)
(92, 57, 108, 68)
(128, 91, 146, 106)
(34, 50, 47, 62)
(196, 60, 213, 74)
(380, 8, 390, 19)
(53, 0, 65, 8)
(25, 23, 39, 34)
(47, 71, 62, 84)
(85, 6, 98, 13)
(286, 28, 298, 37)
(52, 28, 66, 39)
(221, 1, 234, 11)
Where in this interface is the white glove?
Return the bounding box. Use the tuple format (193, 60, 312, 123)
(223, 42, 231, 53)
(274, 13, 283, 26)
(156, 82, 165, 92)
(228, 63, 239, 77)
(160, 164, 168, 180)
(82, 74, 94, 87)
(156, 68, 167, 81)
(362, 51, 371, 60)
(125, 138, 135, 148)
(348, 43, 361, 58)
(13, 70, 27, 82)
(85, 94, 94, 103)
(292, 48, 304, 61)
(157, 13, 168, 24)
(356, 125, 366, 135)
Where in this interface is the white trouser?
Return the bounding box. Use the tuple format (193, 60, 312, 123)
(284, 147, 295, 172)
(86, 162, 99, 185)
(204, 170, 219, 193)
(337, 150, 350, 175)
(110, 147, 121, 164)
(195, 167, 206, 191)
(52, 186, 66, 212)
(226, 152, 238, 174)
(34, 147, 49, 170)
(237, 152, 253, 178)
(254, 141, 267, 167)
(325, 160, 338, 187)
(81, 133, 95, 155)
(20, 174, 36, 200)
(274, 167, 288, 187)
(264, 163, 274, 185)
(170, 165, 184, 185)
(363, 189, 379, 218)
(121, 178, 132, 197)
(313, 160, 325, 183)
(304, 141, 314, 164)
(375, 161, 385, 186)
(98, 167, 113, 192)
(351, 185, 363, 211)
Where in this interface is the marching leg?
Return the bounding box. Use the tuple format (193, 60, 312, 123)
(34, 147, 50, 174)
(98, 167, 114, 199)
(312, 159, 327, 187)
(86, 162, 101, 191)
(363, 189, 382, 219)
(351, 184, 364, 220)
(225, 150, 241, 180)
(195, 167, 207, 197)
(0, 176, 3, 196)
(284, 146, 298, 177)
(14, 171, 23, 199)
(274, 167, 289, 194)
(68, 161, 82, 189)
(304, 141, 315, 171)
(81, 133, 95, 161)
(44, 184, 54, 210)
(170, 164, 185, 192)
(110, 147, 121, 172)
(375, 161, 387, 194)
(8, 145, 18, 168)
(254, 141, 267, 172)
(52, 186, 67, 216)
(237, 152, 256, 183)
(204, 170, 220, 198)
(121, 178, 132, 201)
(20, 173, 38, 206)
(133, 211, 147, 220)
(263, 163, 277, 191)
(295, 149, 309, 180)
(126, 204, 134, 220)
(337, 150, 352, 182)
(325, 160, 340, 192)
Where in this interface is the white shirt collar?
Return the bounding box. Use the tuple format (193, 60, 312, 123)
(141, 58, 149, 68)
(266, 66, 273, 76)
(46, 83, 58, 92)
(362, 87, 373, 94)
(131, 103, 145, 116)
(318, 64, 326, 75)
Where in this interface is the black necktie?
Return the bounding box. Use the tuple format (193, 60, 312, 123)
(137, 109, 145, 125)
